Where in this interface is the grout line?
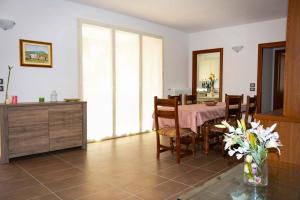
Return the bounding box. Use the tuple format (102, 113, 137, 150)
(15, 163, 63, 200)
(52, 154, 85, 172)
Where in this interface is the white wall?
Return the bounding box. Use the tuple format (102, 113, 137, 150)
(0, 0, 188, 102)
(188, 18, 287, 102)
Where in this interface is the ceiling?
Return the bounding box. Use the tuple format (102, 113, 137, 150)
(69, 0, 288, 32)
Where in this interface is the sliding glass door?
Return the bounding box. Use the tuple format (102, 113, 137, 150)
(80, 22, 163, 141)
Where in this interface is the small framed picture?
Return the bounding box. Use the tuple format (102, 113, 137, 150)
(0, 86, 3, 92)
(0, 79, 3, 84)
(250, 87, 255, 92)
(20, 39, 52, 68)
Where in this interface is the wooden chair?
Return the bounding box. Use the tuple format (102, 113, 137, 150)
(184, 94, 197, 105)
(245, 95, 257, 126)
(203, 94, 243, 155)
(224, 94, 244, 124)
(154, 96, 196, 163)
(168, 94, 182, 105)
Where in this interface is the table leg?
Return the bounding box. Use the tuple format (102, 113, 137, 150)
(203, 123, 209, 154)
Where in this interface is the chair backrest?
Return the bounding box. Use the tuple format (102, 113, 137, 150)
(184, 94, 197, 105)
(168, 94, 182, 105)
(154, 96, 180, 136)
(225, 94, 243, 121)
(245, 95, 257, 122)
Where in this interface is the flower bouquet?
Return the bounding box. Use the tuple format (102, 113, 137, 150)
(208, 73, 216, 96)
(217, 120, 282, 186)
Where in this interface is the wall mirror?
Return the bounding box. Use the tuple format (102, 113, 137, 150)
(192, 48, 223, 103)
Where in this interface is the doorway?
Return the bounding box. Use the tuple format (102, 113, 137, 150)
(257, 41, 286, 113)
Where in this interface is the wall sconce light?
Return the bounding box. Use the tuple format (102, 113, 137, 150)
(232, 45, 244, 53)
(0, 19, 16, 30)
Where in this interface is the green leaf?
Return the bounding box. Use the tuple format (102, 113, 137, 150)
(252, 152, 261, 165)
(249, 133, 256, 150)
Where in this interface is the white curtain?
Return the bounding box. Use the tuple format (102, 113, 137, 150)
(81, 23, 163, 141)
(142, 36, 163, 131)
(115, 30, 140, 136)
(82, 24, 113, 141)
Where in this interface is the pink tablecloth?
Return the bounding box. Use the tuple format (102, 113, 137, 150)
(155, 102, 245, 133)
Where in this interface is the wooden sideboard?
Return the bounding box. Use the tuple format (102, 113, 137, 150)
(0, 101, 87, 163)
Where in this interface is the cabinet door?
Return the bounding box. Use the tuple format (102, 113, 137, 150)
(49, 104, 83, 151)
(9, 124, 49, 157)
(8, 106, 49, 157)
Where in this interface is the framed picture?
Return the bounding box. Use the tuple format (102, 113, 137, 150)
(20, 39, 52, 68)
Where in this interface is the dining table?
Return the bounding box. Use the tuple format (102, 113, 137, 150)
(155, 102, 246, 154)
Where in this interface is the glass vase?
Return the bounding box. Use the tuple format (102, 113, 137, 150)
(210, 85, 215, 97)
(243, 154, 268, 186)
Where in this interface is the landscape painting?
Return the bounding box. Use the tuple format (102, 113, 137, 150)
(20, 39, 52, 67)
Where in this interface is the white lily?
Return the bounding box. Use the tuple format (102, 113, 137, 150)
(250, 121, 260, 129)
(236, 153, 243, 160)
(222, 120, 282, 161)
(266, 123, 277, 134)
(215, 124, 226, 129)
(228, 149, 235, 156)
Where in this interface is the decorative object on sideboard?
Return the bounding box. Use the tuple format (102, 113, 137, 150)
(39, 97, 45, 103)
(232, 45, 244, 53)
(20, 39, 53, 68)
(0, 19, 16, 30)
(64, 98, 81, 102)
(11, 96, 18, 104)
(50, 90, 58, 102)
(5, 65, 13, 104)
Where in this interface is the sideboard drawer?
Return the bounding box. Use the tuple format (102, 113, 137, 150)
(8, 106, 48, 127)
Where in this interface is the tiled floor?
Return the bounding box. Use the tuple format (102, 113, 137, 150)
(0, 132, 239, 200)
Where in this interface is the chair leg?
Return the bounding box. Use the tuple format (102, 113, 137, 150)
(176, 139, 181, 164)
(170, 138, 174, 154)
(156, 133, 160, 159)
(192, 133, 196, 158)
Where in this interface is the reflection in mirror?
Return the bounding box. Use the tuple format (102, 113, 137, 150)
(192, 48, 223, 103)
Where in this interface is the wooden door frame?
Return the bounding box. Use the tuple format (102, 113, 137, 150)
(256, 41, 286, 113)
(192, 48, 223, 102)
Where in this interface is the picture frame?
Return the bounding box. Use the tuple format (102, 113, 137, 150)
(20, 39, 52, 68)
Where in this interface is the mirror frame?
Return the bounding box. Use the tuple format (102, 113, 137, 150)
(192, 48, 223, 102)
